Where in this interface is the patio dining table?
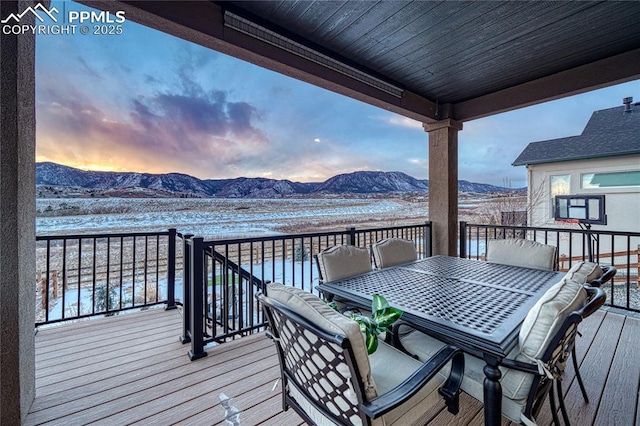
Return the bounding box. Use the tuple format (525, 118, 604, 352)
(316, 255, 564, 426)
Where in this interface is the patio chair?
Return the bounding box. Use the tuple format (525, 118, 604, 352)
(258, 283, 465, 426)
(564, 261, 616, 403)
(315, 244, 372, 283)
(315, 244, 373, 315)
(370, 238, 418, 269)
(486, 238, 557, 271)
(392, 277, 605, 425)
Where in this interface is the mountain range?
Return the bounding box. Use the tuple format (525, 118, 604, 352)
(36, 162, 520, 198)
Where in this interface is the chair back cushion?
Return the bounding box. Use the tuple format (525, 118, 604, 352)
(487, 239, 557, 271)
(371, 238, 418, 269)
(266, 283, 377, 402)
(316, 245, 371, 282)
(518, 277, 587, 360)
(565, 261, 602, 284)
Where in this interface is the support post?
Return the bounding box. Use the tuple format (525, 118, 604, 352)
(459, 221, 467, 258)
(423, 221, 433, 258)
(165, 228, 177, 310)
(188, 237, 207, 360)
(1, 1, 37, 422)
(180, 234, 194, 343)
(424, 119, 462, 256)
(346, 227, 356, 246)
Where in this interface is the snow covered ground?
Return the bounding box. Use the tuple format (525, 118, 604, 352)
(36, 197, 431, 238)
(35, 197, 436, 322)
(35, 197, 639, 321)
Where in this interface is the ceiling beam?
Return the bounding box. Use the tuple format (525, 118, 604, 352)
(453, 48, 640, 122)
(80, 0, 439, 122)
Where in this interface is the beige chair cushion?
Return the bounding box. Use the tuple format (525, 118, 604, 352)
(398, 329, 535, 408)
(316, 245, 371, 282)
(565, 261, 602, 284)
(394, 327, 540, 422)
(396, 328, 448, 364)
(371, 238, 418, 269)
(369, 341, 446, 425)
(487, 239, 557, 271)
(518, 276, 587, 360)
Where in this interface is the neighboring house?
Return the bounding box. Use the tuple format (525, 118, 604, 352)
(513, 97, 640, 233)
(513, 97, 640, 273)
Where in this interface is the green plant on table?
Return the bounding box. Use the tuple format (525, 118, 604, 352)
(327, 294, 403, 355)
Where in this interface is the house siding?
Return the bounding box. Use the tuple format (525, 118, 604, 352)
(528, 155, 640, 232)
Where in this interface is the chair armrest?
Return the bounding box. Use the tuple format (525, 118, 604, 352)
(500, 357, 540, 375)
(578, 287, 606, 318)
(360, 345, 464, 419)
(589, 265, 617, 287)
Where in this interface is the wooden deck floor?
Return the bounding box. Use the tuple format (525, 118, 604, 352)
(27, 306, 640, 426)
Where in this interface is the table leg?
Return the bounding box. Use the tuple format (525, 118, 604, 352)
(483, 359, 502, 426)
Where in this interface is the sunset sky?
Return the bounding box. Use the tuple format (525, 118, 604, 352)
(35, 1, 640, 187)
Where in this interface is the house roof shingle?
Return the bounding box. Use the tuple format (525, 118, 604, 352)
(512, 103, 640, 166)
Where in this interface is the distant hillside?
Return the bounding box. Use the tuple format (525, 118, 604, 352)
(314, 171, 429, 193)
(36, 162, 213, 197)
(36, 162, 520, 198)
(204, 177, 317, 198)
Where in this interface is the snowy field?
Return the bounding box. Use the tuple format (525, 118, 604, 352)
(36, 197, 432, 238)
(35, 197, 640, 321)
(34, 197, 433, 322)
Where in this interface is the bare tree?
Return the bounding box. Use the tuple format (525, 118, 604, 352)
(471, 179, 547, 226)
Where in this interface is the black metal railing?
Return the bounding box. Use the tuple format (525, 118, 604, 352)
(36, 219, 639, 354)
(182, 222, 432, 360)
(459, 222, 640, 312)
(35, 228, 180, 326)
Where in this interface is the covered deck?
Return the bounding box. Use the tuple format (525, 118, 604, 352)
(4, 2, 640, 421)
(27, 306, 640, 425)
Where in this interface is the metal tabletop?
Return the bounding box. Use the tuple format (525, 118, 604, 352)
(317, 255, 563, 360)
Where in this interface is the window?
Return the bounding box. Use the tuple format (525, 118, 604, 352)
(550, 175, 570, 218)
(581, 171, 640, 189)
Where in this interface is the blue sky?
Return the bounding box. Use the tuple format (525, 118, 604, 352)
(35, 1, 640, 188)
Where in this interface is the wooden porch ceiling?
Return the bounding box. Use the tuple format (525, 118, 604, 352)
(85, 0, 640, 123)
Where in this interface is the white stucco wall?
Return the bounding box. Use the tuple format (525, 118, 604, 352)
(525, 155, 640, 270)
(527, 155, 640, 232)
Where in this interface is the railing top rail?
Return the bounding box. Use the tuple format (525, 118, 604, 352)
(465, 223, 640, 238)
(190, 222, 431, 247)
(36, 230, 173, 240)
(196, 230, 348, 246)
(353, 222, 431, 233)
